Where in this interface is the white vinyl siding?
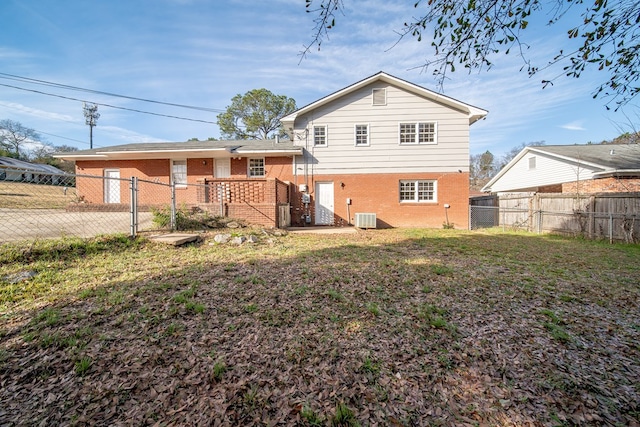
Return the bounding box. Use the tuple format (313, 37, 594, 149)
(399, 180, 437, 202)
(171, 160, 187, 187)
(314, 125, 327, 147)
(486, 151, 602, 193)
(399, 122, 437, 145)
(355, 124, 369, 146)
(292, 82, 470, 175)
(248, 158, 265, 177)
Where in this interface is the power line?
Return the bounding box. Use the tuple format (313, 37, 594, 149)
(0, 83, 219, 125)
(36, 130, 91, 146)
(0, 72, 225, 113)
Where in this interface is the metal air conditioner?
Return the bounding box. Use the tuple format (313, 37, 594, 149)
(355, 213, 377, 229)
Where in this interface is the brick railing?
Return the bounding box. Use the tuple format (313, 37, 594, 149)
(196, 178, 291, 227)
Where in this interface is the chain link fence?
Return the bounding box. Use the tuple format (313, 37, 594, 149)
(470, 205, 639, 243)
(1, 170, 259, 243)
(0, 170, 158, 243)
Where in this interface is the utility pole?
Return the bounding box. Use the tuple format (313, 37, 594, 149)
(83, 102, 100, 149)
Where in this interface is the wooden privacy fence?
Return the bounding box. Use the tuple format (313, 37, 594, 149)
(470, 192, 640, 243)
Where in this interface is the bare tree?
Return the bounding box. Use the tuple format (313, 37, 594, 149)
(0, 119, 41, 159)
(304, 0, 640, 108)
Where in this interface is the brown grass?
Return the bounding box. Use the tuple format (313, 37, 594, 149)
(0, 229, 639, 425)
(0, 181, 76, 209)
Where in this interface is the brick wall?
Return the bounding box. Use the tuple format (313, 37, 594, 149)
(562, 177, 640, 193)
(75, 158, 470, 228)
(289, 172, 470, 228)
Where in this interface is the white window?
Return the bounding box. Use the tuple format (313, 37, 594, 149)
(171, 160, 187, 187)
(399, 122, 437, 145)
(248, 158, 265, 177)
(355, 124, 369, 146)
(313, 125, 327, 147)
(372, 88, 386, 106)
(528, 156, 536, 170)
(399, 180, 437, 202)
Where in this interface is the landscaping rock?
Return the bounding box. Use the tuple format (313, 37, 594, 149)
(247, 235, 259, 244)
(227, 221, 241, 229)
(5, 271, 37, 284)
(213, 233, 232, 244)
(231, 236, 246, 245)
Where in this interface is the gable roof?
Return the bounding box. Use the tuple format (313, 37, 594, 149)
(280, 71, 488, 126)
(482, 144, 640, 192)
(53, 139, 302, 161)
(0, 156, 66, 174)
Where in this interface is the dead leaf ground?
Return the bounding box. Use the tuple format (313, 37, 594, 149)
(0, 229, 638, 426)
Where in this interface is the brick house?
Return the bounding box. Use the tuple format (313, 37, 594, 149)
(56, 72, 488, 228)
(482, 144, 640, 194)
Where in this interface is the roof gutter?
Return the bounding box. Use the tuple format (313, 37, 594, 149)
(593, 169, 640, 178)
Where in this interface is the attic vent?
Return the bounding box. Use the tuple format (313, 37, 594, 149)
(355, 213, 377, 229)
(372, 88, 386, 106)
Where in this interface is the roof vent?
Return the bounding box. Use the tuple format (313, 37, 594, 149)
(372, 89, 386, 106)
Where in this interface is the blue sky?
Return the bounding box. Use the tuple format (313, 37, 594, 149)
(0, 0, 636, 157)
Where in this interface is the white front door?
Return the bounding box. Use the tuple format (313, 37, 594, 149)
(315, 181, 334, 225)
(104, 169, 121, 203)
(216, 158, 231, 178)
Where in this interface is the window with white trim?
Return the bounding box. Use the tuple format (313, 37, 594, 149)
(313, 125, 327, 146)
(355, 124, 369, 146)
(528, 156, 536, 170)
(171, 160, 187, 187)
(399, 180, 437, 202)
(248, 158, 265, 177)
(372, 88, 386, 106)
(399, 122, 437, 144)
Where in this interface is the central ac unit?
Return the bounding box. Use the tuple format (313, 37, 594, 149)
(355, 213, 377, 229)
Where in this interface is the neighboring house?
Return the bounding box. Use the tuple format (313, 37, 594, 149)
(55, 71, 487, 228)
(482, 144, 640, 194)
(0, 156, 67, 184)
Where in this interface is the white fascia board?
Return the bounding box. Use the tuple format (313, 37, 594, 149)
(593, 169, 640, 178)
(481, 147, 532, 192)
(233, 148, 302, 156)
(52, 154, 108, 161)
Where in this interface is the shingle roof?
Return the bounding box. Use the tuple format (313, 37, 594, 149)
(0, 156, 66, 174)
(53, 139, 302, 160)
(531, 144, 640, 170)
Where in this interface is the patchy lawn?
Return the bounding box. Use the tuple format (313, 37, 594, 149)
(0, 181, 76, 209)
(0, 229, 638, 426)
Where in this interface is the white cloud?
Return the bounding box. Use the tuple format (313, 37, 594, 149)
(560, 121, 586, 131)
(0, 101, 76, 123)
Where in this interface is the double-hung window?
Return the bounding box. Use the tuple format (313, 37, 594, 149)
(313, 125, 327, 147)
(399, 122, 437, 144)
(248, 158, 265, 177)
(355, 124, 369, 146)
(171, 160, 187, 187)
(399, 180, 437, 202)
